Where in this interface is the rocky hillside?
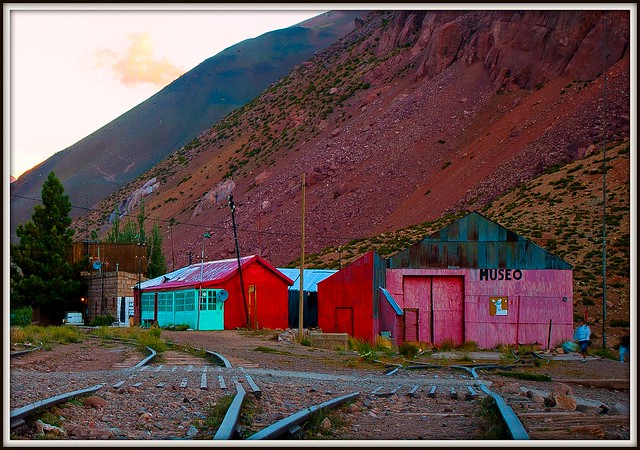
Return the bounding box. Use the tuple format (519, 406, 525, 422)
(9, 10, 366, 242)
(70, 10, 630, 313)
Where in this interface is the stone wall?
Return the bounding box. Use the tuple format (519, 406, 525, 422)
(84, 271, 145, 323)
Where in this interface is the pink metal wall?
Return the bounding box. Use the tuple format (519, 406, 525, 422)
(383, 268, 573, 349)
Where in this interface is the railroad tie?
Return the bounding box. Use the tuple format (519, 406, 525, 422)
(450, 387, 458, 400)
(243, 373, 262, 398)
(156, 382, 165, 388)
(132, 382, 142, 388)
(385, 366, 400, 376)
(466, 386, 478, 401)
(187, 365, 193, 373)
(373, 385, 402, 398)
(370, 386, 384, 395)
(180, 378, 188, 388)
(407, 385, 420, 398)
(285, 424, 303, 439)
(428, 385, 437, 398)
(218, 375, 227, 390)
(111, 381, 125, 390)
(200, 372, 208, 390)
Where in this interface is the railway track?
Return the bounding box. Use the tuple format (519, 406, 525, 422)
(9, 336, 631, 441)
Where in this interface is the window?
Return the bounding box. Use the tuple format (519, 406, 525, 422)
(200, 290, 218, 311)
(158, 292, 173, 312)
(141, 293, 155, 313)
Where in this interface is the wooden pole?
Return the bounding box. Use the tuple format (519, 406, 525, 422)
(298, 173, 305, 342)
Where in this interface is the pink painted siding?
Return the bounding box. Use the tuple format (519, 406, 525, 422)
(384, 268, 573, 349)
(432, 277, 464, 345)
(402, 277, 431, 343)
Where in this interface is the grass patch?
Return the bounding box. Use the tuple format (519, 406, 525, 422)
(193, 394, 235, 437)
(10, 325, 83, 347)
(476, 397, 509, 439)
(252, 346, 293, 356)
(301, 406, 351, 439)
(493, 370, 551, 381)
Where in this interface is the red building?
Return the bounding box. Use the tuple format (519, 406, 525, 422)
(134, 255, 293, 330)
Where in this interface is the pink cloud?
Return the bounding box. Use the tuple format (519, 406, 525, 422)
(94, 32, 184, 87)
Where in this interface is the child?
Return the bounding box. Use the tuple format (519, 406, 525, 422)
(619, 334, 630, 363)
(573, 319, 591, 362)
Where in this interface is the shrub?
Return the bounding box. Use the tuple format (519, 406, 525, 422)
(90, 315, 115, 327)
(437, 339, 457, 351)
(398, 341, 420, 358)
(457, 341, 479, 352)
(10, 306, 33, 327)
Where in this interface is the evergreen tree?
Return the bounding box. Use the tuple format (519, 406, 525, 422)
(11, 172, 85, 324)
(147, 223, 167, 278)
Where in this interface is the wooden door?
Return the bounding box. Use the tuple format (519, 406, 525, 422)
(403, 308, 419, 342)
(431, 276, 464, 346)
(335, 307, 354, 335)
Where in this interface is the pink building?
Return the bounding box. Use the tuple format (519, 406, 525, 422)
(318, 212, 574, 349)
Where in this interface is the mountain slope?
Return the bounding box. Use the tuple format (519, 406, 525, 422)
(9, 10, 367, 241)
(69, 9, 629, 274)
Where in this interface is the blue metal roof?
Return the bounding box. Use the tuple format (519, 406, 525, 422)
(380, 287, 403, 316)
(277, 268, 338, 292)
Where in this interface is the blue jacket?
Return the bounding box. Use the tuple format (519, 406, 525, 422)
(574, 324, 591, 342)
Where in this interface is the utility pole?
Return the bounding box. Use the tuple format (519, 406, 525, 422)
(298, 173, 306, 342)
(601, 15, 608, 351)
(198, 232, 211, 331)
(229, 195, 250, 328)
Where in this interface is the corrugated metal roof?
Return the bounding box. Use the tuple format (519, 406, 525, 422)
(388, 211, 573, 270)
(277, 268, 337, 292)
(137, 255, 293, 291)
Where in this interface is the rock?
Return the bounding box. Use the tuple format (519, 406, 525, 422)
(320, 417, 332, 431)
(83, 395, 108, 408)
(347, 404, 360, 414)
(551, 393, 577, 411)
(36, 420, 67, 437)
(607, 402, 630, 416)
(552, 383, 573, 396)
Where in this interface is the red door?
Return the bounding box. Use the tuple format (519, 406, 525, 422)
(432, 276, 464, 346)
(335, 307, 354, 335)
(403, 308, 419, 342)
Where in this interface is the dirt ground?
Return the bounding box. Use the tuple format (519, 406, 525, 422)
(10, 328, 633, 381)
(9, 329, 634, 442)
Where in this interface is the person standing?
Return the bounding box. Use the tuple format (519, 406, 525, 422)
(619, 334, 630, 363)
(573, 319, 591, 362)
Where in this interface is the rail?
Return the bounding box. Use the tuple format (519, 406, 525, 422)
(213, 381, 246, 440)
(10, 341, 43, 358)
(247, 391, 360, 440)
(10, 384, 104, 429)
(452, 364, 530, 440)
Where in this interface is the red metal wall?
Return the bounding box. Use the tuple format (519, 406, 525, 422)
(212, 262, 290, 330)
(317, 252, 376, 342)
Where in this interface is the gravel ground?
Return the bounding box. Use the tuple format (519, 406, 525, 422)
(8, 329, 634, 443)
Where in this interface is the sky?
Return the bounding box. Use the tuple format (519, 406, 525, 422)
(5, 4, 330, 180)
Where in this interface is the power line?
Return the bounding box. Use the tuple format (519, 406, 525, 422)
(10, 193, 630, 244)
